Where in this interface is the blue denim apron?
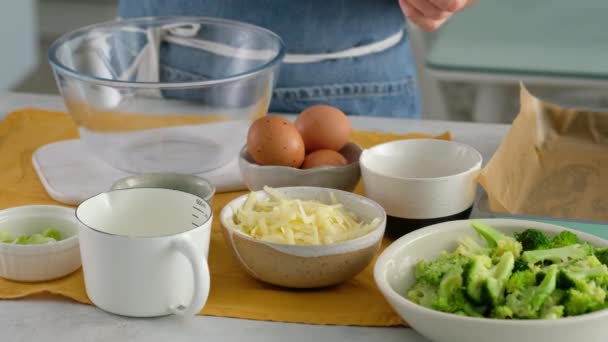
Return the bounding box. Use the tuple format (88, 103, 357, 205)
(118, 0, 420, 118)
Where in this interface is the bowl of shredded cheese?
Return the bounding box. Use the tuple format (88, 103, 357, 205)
(220, 186, 386, 288)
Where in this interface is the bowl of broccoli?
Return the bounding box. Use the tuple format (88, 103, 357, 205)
(374, 219, 608, 342)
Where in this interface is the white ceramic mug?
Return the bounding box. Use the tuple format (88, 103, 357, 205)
(76, 188, 212, 317)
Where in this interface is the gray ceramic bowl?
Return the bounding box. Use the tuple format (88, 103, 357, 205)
(238, 143, 362, 192)
(111, 173, 215, 204)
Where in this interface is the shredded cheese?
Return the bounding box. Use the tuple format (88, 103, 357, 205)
(231, 186, 380, 245)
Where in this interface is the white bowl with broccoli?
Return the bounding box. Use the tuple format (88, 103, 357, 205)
(0, 205, 81, 282)
(374, 219, 608, 342)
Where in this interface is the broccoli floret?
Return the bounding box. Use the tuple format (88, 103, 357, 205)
(492, 305, 514, 319)
(455, 237, 491, 258)
(541, 305, 565, 319)
(471, 220, 503, 248)
(515, 229, 551, 251)
(506, 269, 537, 293)
(464, 252, 515, 306)
(512, 258, 530, 272)
(415, 252, 470, 286)
(557, 256, 608, 289)
(563, 281, 606, 316)
(505, 265, 558, 319)
(481, 253, 516, 306)
(431, 272, 485, 317)
(471, 220, 522, 260)
(595, 248, 608, 266)
(536, 271, 548, 284)
(494, 239, 523, 263)
(431, 272, 464, 312)
(407, 282, 438, 308)
(551, 231, 580, 248)
(540, 289, 566, 319)
(463, 256, 492, 305)
(522, 244, 593, 269)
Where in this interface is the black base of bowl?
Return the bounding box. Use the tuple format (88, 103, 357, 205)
(385, 207, 473, 240)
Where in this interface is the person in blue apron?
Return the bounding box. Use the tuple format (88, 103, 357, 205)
(118, 0, 473, 118)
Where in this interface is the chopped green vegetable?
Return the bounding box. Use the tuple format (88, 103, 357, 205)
(432, 271, 484, 317)
(471, 220, 522, 261)
(406, 221, 608, 320)
(1, 228, 62, 245)
(0, 231, 14, 243)
(492, 305, 514, 319)
(563, 281, 606, 316)
(515, 229, 551, 251)
(455, 236, 490, 258)
(522, 244, 593, 269)
(540, 289, 566, 319)
(505, 265, 558, 319)
(551, 231, 580, 248)
(512, 258, 530, 272)
(42, 228, 61, 241)
(16, 234, 54, 245)
(594, 248, 608, 266)
(506, 269, 536, 293)
(463, 252, 514, 306)
(541, 304, 565, 319)
(557, 256, 608, 290)
(15, 235, 30, 244)
(407, 282, 438, 308)
(414, 252, 470, 286)
(25, 234, 55, 244)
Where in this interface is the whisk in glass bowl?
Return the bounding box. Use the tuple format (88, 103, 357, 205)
(48, 17, 285, 174)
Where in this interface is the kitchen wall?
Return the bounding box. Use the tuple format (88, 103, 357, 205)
(0, 0, 37, 92)
(14, 0, 117, 94)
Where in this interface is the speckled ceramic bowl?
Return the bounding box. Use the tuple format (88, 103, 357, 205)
(220, 187, 386, 288)
(238, 143, 362, 192)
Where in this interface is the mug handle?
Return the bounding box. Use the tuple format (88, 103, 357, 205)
(171, 236, 210, 316)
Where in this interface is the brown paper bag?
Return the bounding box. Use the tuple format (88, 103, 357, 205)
(478, 84, 608, 222)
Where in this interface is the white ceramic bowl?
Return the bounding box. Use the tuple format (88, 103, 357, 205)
(220, 187, 386, 288)
(374, 219, 608, 342)
(360, 139, 482, 237)
(0, 205, 82, 282)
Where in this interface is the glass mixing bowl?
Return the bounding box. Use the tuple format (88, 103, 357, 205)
(49, 17, 285, 174)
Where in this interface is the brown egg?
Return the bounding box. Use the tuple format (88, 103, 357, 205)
(295, 105, 352, 152)
(301, 149, 348, 169)
(247, 116, 305, 168)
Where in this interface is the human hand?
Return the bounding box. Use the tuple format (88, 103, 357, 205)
(399, 0, 474, 31)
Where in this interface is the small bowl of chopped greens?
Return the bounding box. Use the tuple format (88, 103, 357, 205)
(0, 205, 82, 282)
(374, 219, 608, 342)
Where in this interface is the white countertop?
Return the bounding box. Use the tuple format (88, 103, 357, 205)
(0, 92, 509, 342)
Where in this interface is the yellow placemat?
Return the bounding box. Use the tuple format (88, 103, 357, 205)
(0, 108, 450, 326)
